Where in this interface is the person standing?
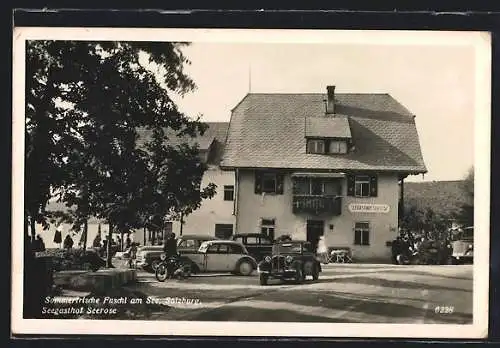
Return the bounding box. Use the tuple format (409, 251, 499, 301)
(63, 234, 74, 250)
(316, 235, 328, 263)
(35, 235, 46, 252)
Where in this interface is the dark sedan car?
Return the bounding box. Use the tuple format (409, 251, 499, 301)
(257, 240, 322, 285)
(232, 233, 273, 262)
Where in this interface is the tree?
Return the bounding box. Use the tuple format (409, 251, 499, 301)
(457, 166, 474, 227)
(25, 41, 215, 266)
(139, 127, 217, 238)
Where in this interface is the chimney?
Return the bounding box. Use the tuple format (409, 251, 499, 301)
(326, 85, 335, 114)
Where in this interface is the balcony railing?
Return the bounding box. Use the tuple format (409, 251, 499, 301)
(292, 195, 342, 215)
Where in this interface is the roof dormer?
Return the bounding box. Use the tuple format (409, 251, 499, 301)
(304, 85, 353, 155)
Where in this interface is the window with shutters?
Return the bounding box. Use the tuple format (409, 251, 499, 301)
(354, 175, 371, 197)
(349, 174, 378, 197)
(255, 171, 284, 194)
(354, 222, 370, 246)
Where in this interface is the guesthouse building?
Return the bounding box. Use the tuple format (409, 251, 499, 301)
(220, 86, 427, 261)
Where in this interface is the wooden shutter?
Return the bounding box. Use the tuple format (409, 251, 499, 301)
(346, 175, 355, 196)
(255, 171, 262, 194)
(276, 173, 284, 194)
(354, 229, 361, 245)
(369, 175, 378, 197)
(363, 230, 370, 245)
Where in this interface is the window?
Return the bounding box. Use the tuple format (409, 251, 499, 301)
(255, 171, 284, 194)
(293, 178, 341, 196)
(260, 236, 273, 245)
(261, 218, 276, 241)
(307, 139, 325, 154)
(224, 185, 234, 201)
(218, 244, 229, 253)
(228, 243, 244, 254)
(215, 224, 234, 239)
(178, 239, 196, 249)
(207, 244, 219, 253)
(246, 236, 259, 244)
(354, 176, 370, 197)
(354, 222, 370, 246)
(329, 140, 348, 154)
(262, 173, 277, 193)
(324, 180, 341, 195)
(293, 178, 310, 195)
(347, 174, 378, 197)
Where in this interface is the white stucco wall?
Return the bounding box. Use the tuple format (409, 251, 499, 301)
(236, 170, 399, 261)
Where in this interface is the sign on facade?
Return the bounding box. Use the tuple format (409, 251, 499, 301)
(348, 203, 390, 213)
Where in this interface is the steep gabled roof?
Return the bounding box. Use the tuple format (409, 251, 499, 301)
(136, 122, 229, 163)
(221, 93, 427, 173)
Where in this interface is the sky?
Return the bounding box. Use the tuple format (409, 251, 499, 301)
(169, 41, 477, 183)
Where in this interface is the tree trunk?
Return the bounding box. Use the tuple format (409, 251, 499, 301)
(30, 215, 36, 242)
(180, 212, 184, 236)
(106, 223, 114, 268)
(143, 226, 146, 246)
(83, 220, 88, 250)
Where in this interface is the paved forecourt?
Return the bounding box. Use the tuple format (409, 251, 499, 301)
(126, 263, 473, 323)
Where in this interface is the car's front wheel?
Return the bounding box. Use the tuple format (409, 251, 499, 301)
(259, 273, 268, 286)
(295, 267, 304, 284)
(238, 260, 254, 276)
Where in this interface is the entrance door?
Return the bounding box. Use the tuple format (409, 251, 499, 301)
(306, 220, 324, 253)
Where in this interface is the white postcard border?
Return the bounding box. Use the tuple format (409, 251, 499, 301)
(11, 27, 491, 339)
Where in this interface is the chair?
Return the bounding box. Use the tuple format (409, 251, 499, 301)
(327, 248, 353, 263)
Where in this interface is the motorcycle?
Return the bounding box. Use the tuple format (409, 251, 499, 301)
(155, 253, 191, 282)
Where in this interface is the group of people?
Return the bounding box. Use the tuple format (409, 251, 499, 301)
(391, 230, 453, 264)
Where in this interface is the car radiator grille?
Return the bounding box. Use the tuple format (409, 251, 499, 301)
(272, 256, 286, 270)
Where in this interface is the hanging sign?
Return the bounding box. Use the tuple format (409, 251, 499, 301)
(348, 203, 390, 214)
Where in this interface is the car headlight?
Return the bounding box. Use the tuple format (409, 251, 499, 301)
(160, 253, 167, 261)
(468, 244, 473, 249)
(285, 255, 293, 264)
(264, 256, 271, 263)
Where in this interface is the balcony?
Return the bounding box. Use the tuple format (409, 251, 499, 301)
(292, 195, 342, 216)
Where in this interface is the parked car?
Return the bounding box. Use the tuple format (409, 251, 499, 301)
(232, 233, 273, 261)
(257, 240, 322, 285)
(450, 226, 474, 264)
(183, 240, 258, 275)
(135, 235, 218, 272)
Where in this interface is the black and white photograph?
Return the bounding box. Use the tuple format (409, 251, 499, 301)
(11, 28, 490, 338)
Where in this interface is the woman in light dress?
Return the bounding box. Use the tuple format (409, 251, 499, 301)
(316, 235, 328, 264)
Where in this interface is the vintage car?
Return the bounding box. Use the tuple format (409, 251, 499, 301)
(135, 235, 218, 272)
(450, 226, 474, 264)
(232, 233, 273, 262)
(183, 240, 258, 275)
(257, 240, 322, 285)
